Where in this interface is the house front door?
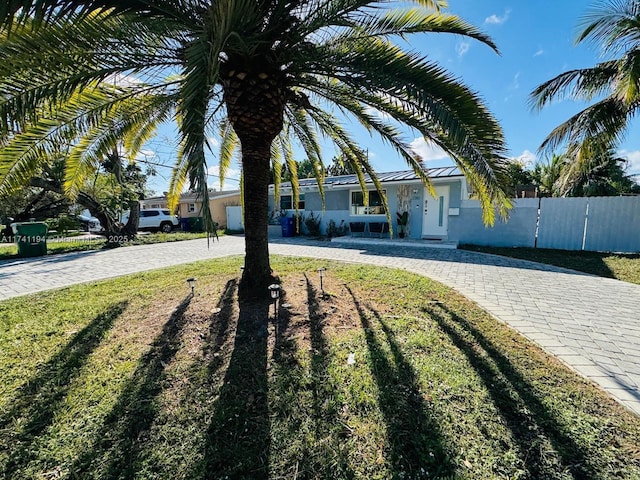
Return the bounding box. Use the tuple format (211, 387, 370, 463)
(422, 185, 449, 237)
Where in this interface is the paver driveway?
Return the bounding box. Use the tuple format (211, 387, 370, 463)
(1, 235, 639, 415)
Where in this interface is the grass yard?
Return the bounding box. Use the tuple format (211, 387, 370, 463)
(0, 231, 210, 260)
(1, 257, 639, 479)
(461, 245, 640, 285)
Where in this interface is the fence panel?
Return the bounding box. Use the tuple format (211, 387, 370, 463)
(537, 197, 588, 250)
(451, 195, 640, 253)
(584, 196, 640, 252)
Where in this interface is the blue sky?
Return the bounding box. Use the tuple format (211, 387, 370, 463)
(143, 0, 640, 194)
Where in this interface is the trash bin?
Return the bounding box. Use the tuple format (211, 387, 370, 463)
(180, 217, 190, 232)
(280, 216, 294, 237)
(187, 217, 203, 232)
(13, 222, 48, 257)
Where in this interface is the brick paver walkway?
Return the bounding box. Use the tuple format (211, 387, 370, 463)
(1, 235, 639, 415)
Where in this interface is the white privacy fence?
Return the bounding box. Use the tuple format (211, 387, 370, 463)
(450, 196, 640, 253)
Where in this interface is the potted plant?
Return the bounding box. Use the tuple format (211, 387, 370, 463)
(396, 211, 409, 238)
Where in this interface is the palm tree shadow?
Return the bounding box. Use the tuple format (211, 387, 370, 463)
(345, 287, 455, 479)
(204, 279, 238, 376)
(69, 294, 193, 478)
(1, 301, 127, 477)
(303, 275, 356, 478)
(203, 296, 270, 479)
(426, 303, 596, 479)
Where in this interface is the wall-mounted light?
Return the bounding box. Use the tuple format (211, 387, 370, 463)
(186, 277, 197, 295)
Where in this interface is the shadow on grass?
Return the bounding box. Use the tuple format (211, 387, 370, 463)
(204, 279, 238, 376)
(302, 275, 355, 478)
(426, 302, 596, 479)
(346, 287, 455, 479)
(1, 301, 127, 477)
(203, 295, 270, 479)
(70, 294, 193, 479)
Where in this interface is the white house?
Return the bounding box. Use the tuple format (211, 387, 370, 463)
(268, 166, 468, 240)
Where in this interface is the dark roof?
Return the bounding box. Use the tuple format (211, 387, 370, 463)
(274, 165, 462, 189)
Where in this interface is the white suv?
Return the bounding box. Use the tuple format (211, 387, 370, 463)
(124, 208, 179, 233)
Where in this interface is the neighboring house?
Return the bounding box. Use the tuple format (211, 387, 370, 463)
(268, 166, 468, 241)
(140, 190, 241, 228)
(177, 190, 241, 229)
(140, 196, 169, 210)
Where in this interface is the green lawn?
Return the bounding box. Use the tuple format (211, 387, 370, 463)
(461, 245, 640, 285)
(1, 257, 639, 479)
(0, 231, 210, 260)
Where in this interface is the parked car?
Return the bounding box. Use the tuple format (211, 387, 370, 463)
(78, 210, 103, 233)
(122, 208, 179, 233)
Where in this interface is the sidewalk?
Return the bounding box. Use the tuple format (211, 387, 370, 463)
(1, 235, 639, 415)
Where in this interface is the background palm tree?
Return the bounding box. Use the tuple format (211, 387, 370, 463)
(557, 140, 640, 196)
(531, 154, 566, 197)
(0, 0, 511, 297)
(531, 0, 640, 156)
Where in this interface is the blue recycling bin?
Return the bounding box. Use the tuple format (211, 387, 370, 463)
(280, 216, 294, 237)
(180, 218, 190, 231)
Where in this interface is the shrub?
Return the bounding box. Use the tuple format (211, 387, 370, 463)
(327, 219, 348, 238)
(302, 211, 322, 236)
(46, 215, 79, 234)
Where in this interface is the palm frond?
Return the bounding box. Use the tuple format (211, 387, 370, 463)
(577, 0, 640, 53)
(341, 10, 498, 52)
(218, 118, 239, 190)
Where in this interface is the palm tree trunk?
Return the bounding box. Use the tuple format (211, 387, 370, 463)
(240, 138, 274, 298)
(222, 65, 286, 299)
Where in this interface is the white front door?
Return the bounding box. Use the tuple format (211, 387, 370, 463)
(422, 185, 449, 237)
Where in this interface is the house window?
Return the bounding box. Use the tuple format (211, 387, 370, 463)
(350, 190, 386, 215)
(280, 194, 305, 210)
(187, 203, 196, 213)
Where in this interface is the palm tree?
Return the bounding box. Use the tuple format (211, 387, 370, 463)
(532, 154, 566, 197)
(531, 0, 640, 155)
(558, 140, 639, 196)
(0, 0, 511, 297)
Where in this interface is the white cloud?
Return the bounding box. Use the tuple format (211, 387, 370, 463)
(364, 105, 393, 121)
(103, 73, 141, 87)
(208, 164, 241, 191)
(484, 9, 511, 25)
(207, 136, 220, 148)
(618, 149, 640, 174)
(456, 41, 470, 57)
(511, 149, 537, 168)
(136, 149, 157, 160)
(510, 72, 521, 90)
(534, 48, 544, 57)
(410, 138, 449, 162)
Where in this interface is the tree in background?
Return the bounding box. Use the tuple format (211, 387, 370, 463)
(326, 152, 361, 177)
(557, 141, 640, 197)
(502, 160, 534, 197)
(531, 154, 566, 197)
(0, 0, 511, 296)
(271, 158, 322, 183)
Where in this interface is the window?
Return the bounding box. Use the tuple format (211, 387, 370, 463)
(187, 203, 196, 213)
(141, 210, 160, 217)
(351, 190, 386, 215)
(280, 194, 305, 210)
